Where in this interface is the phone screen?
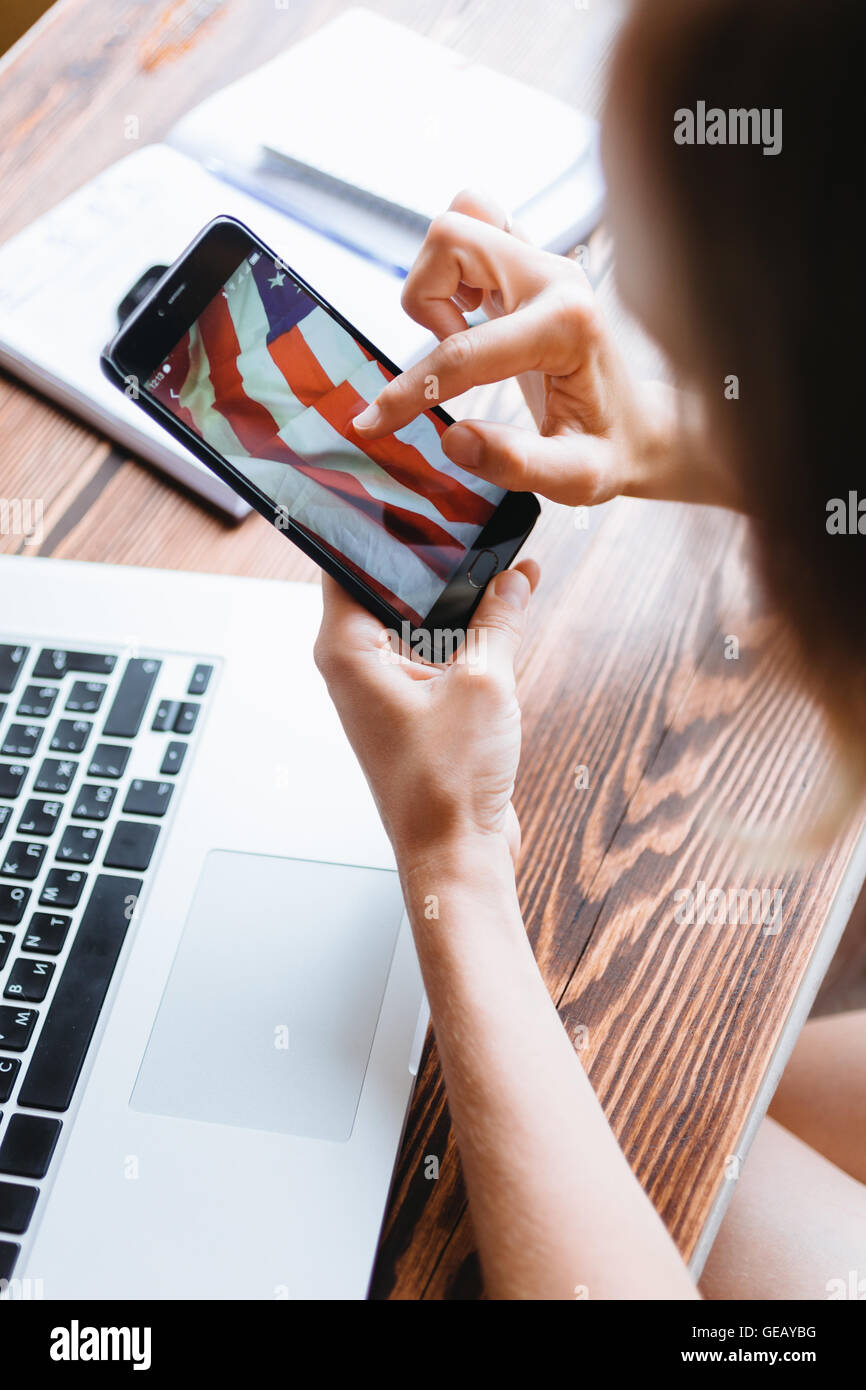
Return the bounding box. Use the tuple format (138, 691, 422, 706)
(144, 250, 504, 624)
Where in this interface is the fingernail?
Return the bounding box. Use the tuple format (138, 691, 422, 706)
(353, 403, 382, 433)
(494, 569, 530, 610)
(443, 424, 482, 469)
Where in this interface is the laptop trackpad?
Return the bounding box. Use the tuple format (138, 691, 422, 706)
(131, 850, 404, 1141)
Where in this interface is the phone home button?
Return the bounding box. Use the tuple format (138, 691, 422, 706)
(467, 550, 499, 589)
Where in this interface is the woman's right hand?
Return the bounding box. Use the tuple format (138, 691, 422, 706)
(353, 191, 736, 510)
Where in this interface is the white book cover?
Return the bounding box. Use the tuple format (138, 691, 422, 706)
(0, 146, 433, 518)
(0, 8, 604, 517)
(172, 7, 605, 271)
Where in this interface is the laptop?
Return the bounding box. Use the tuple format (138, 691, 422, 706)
(0, 554, 427, 1300)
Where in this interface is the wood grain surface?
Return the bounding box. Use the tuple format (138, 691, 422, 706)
(1, 0, 862, 1300)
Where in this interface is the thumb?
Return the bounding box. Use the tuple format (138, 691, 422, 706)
(462, 559, 539, 676)
(443, 419, 615, 506)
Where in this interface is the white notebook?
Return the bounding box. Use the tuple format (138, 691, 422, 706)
(171, 7, 605, 273)
(0, 9, 604, 516)
(0, 147, 433, 518)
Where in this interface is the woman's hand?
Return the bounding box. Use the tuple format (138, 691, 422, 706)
(353, 191, 739, 511)
(313, 558, 540, 874)
(315, 557, 698, 1306)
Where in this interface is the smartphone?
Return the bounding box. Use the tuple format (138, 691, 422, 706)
(100, 216, 539, 648)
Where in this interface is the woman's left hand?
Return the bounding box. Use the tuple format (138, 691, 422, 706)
(313, 560, 540, 874)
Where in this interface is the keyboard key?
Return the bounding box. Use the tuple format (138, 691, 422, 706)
(187, 663, 213, 696)
(0, 1241, 19, 1281)
(1, 724, 43, 759)
(18, 874, 141, 1112)
(0, 1005, 38, 1051)
(0, 931, 13, 969)
(0, 885, 30, 926)
(123, 779, 173, 818)
(65, 680, 106, 714)
(16, 798, 62, 837)
(56, 825, 101, 865)
(103, 658, 161, 738)
(49, 719, 92, 754)
(0, 806, 11, 841)
(39, 869, 86, 909)
(0, 1180, 38, 1234)
(4, 959, 54, 1003)
(22, 913, 70, 956)
(0, 646, 28, 696)
(34, 758, 77, 794)
(0, 763, 27, 798)
(103, 820, 159, 871)
(87, 744, 130, 780)
(71, 783, 115, 821)
(0, 701, 5, 724)
(0, 1058, 20, 1102)
(160, 740, 187, 775)
(33, 648, 116, 680)
(0, 1114, 61, 1177)
(152, 699, 180, 733)
(0, 841, 46, 881)
(173, 702, 200, 735)
(16, 685, 58, 719)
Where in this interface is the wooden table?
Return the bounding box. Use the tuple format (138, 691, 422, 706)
(2, 0, 864, 1299)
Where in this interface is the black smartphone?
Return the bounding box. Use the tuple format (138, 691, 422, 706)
(100, 216, 539, 650)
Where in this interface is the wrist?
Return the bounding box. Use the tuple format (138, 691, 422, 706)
(397, 826, 515, 883)
(396, 830, 519, 926)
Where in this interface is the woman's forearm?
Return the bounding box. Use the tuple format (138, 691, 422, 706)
(400, 834, 699, 1300)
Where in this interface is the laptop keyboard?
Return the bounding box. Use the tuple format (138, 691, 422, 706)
(0, 640, 215, 1285)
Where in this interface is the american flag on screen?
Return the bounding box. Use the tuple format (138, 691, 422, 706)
(149, 254, 503, 624)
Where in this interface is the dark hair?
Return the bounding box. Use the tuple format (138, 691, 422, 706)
(619, 0, 865, 814)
